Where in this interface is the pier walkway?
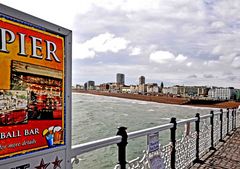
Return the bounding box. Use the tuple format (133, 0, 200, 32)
(191, 128, 240, 169)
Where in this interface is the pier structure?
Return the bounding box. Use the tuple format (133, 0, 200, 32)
(71, 108, 240, 169)
(2, 4, 240, 169)
(191, 127, 240, 169)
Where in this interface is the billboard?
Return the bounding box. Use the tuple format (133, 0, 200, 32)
(0, 16, 65, 159)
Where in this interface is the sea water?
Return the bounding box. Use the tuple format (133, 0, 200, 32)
(72, 93, 214, 169)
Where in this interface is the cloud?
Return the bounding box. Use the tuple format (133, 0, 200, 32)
(188, 74, 197, 78)
(129, 47, 141, 56)
(203, 60, 220, 66)
(73, 32, 130, 59)
(4, 0, 240, 88)
(212, 45, 222, 55)
(149, 51, 175, 64)
(186, 62, 192, 67)
(228, 76, 237, 81)
(149, 51, 187, 64)
(231, 57, 240, 69)
(203, 74, 214, 78)
(211, 21, 225, 29)
(73, 43, 96, 59)
(175, 54, 187, 62)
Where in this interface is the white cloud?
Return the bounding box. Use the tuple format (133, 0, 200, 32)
(129, 47, 141, 56)
(73, 32, 130, 59)
(211, 21, 225, 29)
(212, 45, 222, 55)
(85, 32, 130, 53)
(186, 62, 192, 67)
(219, 53, 237, 63)
(3, 0, 240, 88)
(149, 51, 187, 64)
(73, 43, 96, 59)
(231, 57, 240, 68)
(203, 60, 220, 66)
(149, 51, 175, 64)
(90, 0, 160, 12)
(175, 54, 187, 62)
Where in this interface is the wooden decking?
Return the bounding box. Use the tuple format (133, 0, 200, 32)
(191, 128, 240, 169)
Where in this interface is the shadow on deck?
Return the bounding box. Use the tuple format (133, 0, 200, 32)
(191, 128, 240, 169)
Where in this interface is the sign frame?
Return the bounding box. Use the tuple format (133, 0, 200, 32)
(0, 4, 72, 169)
(147, 132, 159, 153)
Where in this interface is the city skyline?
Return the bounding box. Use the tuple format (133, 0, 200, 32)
(79, 73, 238, 89)
(3, 1, 240, 88)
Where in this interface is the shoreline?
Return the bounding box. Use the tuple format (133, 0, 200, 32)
(72, 89, 240, 109)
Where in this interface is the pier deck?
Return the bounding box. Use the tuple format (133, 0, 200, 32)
(191, 128, 240, 169)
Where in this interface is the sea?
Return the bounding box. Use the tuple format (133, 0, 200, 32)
(72, 93, 214, 169)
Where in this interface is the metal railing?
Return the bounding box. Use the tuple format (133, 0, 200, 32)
(71, 108, 240, 169)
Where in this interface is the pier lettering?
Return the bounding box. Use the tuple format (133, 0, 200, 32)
(0, 27, 60, 62)
(0, 130, 21, 139)
(24, 128, 39, 136)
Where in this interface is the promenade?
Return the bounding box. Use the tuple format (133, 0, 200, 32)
(191, 128, 240, 169)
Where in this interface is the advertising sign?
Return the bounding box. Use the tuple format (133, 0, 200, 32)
(0, 16, 65, 159)
(149, 156, 165, 169)
(147, 133, 165, 169)
(147, 133, 159, 153)
(1, 149, 65, 169)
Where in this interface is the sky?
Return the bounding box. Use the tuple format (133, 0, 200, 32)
(1, 0, 240, 88)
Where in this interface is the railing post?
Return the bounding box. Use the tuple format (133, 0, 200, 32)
(193, 113, 203, 163)
(210, 110, 216, 151)
(226, 108, 230, 136)
(234, 108, 237, 129)
(236, 108, 239, 128)
(116, 127, 128, 169)
(232, 109, 235, 131)
(219, 109, 224, 142)
(170, 117, 177, 169)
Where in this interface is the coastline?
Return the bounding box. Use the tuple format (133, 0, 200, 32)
(72, 89, 240, 109)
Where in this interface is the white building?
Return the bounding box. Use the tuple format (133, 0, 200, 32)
(208, 87, 235, 100)
(138, 84, 147, 94)
(130, 85, 139, 94)
(121, 86, 131, 93)
(162, 86, 182, 95)
(147, 83, 159, 94)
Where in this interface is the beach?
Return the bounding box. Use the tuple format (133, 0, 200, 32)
(72, 89, 240, 109)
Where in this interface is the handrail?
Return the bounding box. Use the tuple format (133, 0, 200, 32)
(200, 114, 212, 119)
(128, 123, 173, 140)
(71, 108, 240, 169)
(71, 135, 122, 157)
(214, 111, 221, 115)
(177, 117, 197, 126)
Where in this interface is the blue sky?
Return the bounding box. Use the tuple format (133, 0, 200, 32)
(2, 0, 240, 88)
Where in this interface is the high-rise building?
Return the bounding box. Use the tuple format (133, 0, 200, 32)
(139, 76, 145, 85)
(87, 81, 95, 90)
(116, 73, 125, 85)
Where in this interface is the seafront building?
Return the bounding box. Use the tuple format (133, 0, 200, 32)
(139, 76, 145, 85)
(116, 73, 125, 85)
(236, 89, 240, 101)
(121, 86, 131, 93)
(130, 85, 139, 94)
(208, 87, 236, 100)
(162, 85, 209, 97)
(146, 83, 159, 94)
(138, 84, 147, 94)
(138, 76, 147, 94)
(76, 84, 84, 90)
(87, 81, 95, 90)
(99, 83, 110, 91)
(74, 74, 240, 101)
